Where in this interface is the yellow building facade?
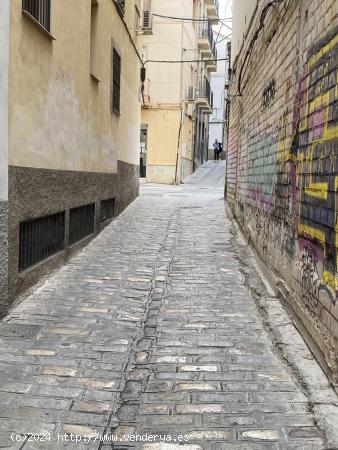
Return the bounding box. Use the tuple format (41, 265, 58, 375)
(139, 0, 219, 184)
(1, 0, 142, 308)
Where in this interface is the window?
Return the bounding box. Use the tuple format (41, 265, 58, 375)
(19, 212, 65, 271)
(22, 0, 51, 32)
(69, 204, 95, 245)
(100, 198, 115, 222)
(112, 48, 121, 114)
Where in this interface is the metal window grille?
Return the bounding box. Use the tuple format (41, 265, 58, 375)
(112, 48, 121, 114)
(197, 77, 213, 108)
(142, 10, 152, 30)
(22, 0, 51, 32)
(69, 204, 95, 245)
(19, 212, 65, 271)
(100, 198, 115, 222)
(115, 0, 125, 15)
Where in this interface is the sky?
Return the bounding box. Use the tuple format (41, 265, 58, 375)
(216, 0, 233, 39)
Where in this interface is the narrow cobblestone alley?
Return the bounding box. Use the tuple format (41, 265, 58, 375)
(0, 162, 336, 449)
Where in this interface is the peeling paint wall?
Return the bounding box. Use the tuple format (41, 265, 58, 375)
(227, 0, 338, 381)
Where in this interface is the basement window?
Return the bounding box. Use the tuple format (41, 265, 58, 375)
(100, 198, 115, 222)
(112, 48, 121, 114)
(19, 212, 65, 271)
(22, 0, 52, 35)
(69, 204, 95, 245)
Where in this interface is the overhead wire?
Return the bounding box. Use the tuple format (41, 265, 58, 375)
(152, 13, 232, 22)
(216, 33, 232, 44)
(143, 58, 230, 65)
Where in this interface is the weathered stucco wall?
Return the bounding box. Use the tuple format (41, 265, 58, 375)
(227, 0, 338, 381)
(4, 0, 141, 308)
(9, 0, 140, 171)
(0, 0, 10, 314)
(139, 0, 203, 183)
(142, 108, 180, 184)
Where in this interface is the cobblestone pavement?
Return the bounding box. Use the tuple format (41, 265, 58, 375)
(0, 161, 333, 449)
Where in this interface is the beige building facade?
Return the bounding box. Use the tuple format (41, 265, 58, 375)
(0, 0, 141, 311)
(226, 0, 338, 381)
(139, 0, 219, 184)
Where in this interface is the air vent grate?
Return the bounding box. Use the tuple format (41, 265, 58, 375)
(69, 204, 95, 245)
(19, 212, 65, 271)
(100, 198, 115, 222)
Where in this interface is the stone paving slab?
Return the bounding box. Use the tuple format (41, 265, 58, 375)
(0, 162, 333, 449)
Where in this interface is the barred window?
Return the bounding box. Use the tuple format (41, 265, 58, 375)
(22, 0, 51, 32)
(112, 48, 121, 114)
(69, 204, 95, 245)
(19, 212, 65, 271)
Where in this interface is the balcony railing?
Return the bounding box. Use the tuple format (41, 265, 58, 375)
(198, 22, 213, 43)
(211, 42, 217, 62)
(22, 0, 51, 32)
(197, 78, 213, 109)
(198, 22, 217, 64)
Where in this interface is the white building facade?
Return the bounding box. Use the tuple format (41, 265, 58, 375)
(208, 30, 229, 159)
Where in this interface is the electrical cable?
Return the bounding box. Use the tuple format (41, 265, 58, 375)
(214, 19, 224, 46)
(143, 58, 230, 65)
(216, 33, 232, 45)
(152, 13, 232, 22)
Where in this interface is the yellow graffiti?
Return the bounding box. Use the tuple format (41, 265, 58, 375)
(308, 33, 338, 69)
(304, 146, 328, 201)
(277, 32, 338, 297)
(297, 31, 338, 296)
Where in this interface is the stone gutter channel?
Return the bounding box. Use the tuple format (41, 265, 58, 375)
(98, 209, 180, 449)
(227, 212, 338, 450)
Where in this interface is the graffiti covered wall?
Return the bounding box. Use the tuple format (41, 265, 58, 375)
(227, 0, 338, 380)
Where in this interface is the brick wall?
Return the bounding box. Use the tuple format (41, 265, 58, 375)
(226, 0, 338, 381)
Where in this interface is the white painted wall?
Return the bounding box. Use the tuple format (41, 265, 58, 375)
(232, 0, 257, 61)
(209, 31, 228, 149)
(0, 0, 9, 201)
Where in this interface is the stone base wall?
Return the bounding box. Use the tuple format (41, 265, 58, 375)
(226, 0, 338, 381)
(0, 201, 8, 316)
(181, 158, 193, 182)
(117, 160, 140, 214)
(6, 162, 139, 307)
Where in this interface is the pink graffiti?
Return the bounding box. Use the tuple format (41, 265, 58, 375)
(247, 187, 274, 213)
(292, 64, 308, 134)
(299, 237, 324, 264)
(309, 107, 325, 141)
(227, 128, 238, 186)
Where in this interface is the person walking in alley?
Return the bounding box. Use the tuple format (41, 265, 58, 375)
(218, 142, 223, 160)
(213, 139, 220, 161)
